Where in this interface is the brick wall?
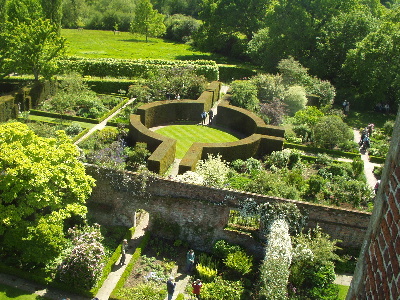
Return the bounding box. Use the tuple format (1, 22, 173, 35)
(86, 165, 371, 257)
(347, 111, 400, 299)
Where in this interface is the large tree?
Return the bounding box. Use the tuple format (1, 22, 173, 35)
(0, 18, 66, 80)
(343, 7, 400, 107)
(130, 0, 166, 42)
(0, 122, 95, 265)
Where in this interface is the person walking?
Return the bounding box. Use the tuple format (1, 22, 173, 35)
(192, 279, 202, 299)
(186, 249, 195, 273)
(208, 109, 214, 125)
(120, 239, 128, 265)
(166, 276, 176, 300)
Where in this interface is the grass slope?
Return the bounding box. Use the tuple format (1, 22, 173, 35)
(62, 29, 217, 61)
(155, 125, 239, 159)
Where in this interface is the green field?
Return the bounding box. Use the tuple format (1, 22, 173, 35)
(62, 29, 220, 61)
(155, 125, 240, 158)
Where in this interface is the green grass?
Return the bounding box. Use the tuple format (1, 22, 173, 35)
(0, 283, 46, 300)
(62, 29, 223, 61)
(337, 284, 350, 300)
(344, 110, 396, 129)
(154, 125, 240, 158)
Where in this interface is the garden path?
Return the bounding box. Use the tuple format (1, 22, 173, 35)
(74, 97, 136, 145)
(95, 212, 149, 300)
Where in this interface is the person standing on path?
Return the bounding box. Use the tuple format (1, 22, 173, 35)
(192, 279, 202, 299)
(120, 239, 128, 265)
(166, 277, 176, 300)
(208, 109, 214, 125)
(186, 249, 195, 273)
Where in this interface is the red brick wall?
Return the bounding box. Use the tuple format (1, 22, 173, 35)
(347, 112, 400, 299)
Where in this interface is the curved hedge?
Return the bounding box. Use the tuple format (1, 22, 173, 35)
(57, 57, 219, 81)
(216, 104, 285, 138)
(128, 115, 176, 175)
(179, 134, 284, 174)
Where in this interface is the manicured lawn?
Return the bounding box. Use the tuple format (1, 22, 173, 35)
(0, 283, 45, 300)
(62, 29, 219, 61)
(337, 284, 350, 299)
(154, 125, 240, 158)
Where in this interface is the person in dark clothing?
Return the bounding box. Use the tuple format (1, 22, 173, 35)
(208, 109, 214, 125)
(167, 277, 176, 300)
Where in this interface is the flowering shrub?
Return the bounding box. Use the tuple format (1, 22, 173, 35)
(195, 154, 231, 188)
(196, 263, 218, 282)
(289, 226, 340, 299)
(175, 171, 204, 185)
(258, 219, 292, 300)
(57, 224, 106, 290)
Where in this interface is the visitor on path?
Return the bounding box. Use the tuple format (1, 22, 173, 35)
(208, 109, 214, 125)
(120, 239, 128, 265)
(344, 101, 350, 115)
(374, 179, 381, 194)
(367, 123, 374, 136)
(384, 103, 390, 114)
(201, 111, 207, 125)
(186, 249, 195, 273)
(167, 276, 176, 300)
(192, 279, 202, 299)
(342, 100, 348, 113)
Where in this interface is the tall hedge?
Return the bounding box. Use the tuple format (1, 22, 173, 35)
(57, 57, 219, 81)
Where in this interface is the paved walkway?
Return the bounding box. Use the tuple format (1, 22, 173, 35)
(74, 97, 136, 145)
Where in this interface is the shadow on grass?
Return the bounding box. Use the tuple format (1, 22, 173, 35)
(0, 283, 47, 299)
(344, 110, 396, 129)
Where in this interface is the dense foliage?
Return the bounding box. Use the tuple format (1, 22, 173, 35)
(0, 122, 95, 266)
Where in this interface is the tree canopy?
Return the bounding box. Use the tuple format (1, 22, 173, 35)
(130, 0, 166, 42)
(0, 18, 65, 80)
(0, 122, 95, 265)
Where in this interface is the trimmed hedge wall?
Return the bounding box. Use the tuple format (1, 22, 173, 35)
(84, 78, 137, 94)
(128, 115, 176, 174)
(283, 142, 361, 159)
(178, 134, 285, 173)
(0, 94, 18, 122)
(30, 109, 100, 124)
(137, 100, 204, 128)
(57, 57, 219, 81)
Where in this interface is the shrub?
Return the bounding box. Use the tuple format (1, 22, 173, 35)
(212, 240, 242, 259)
(196, 264, 218, 282)
(290, 226, 340, 300)
(230, 157, 263, 174)
(56, 224, 105, 290)
(259, 97, 288, 125)
(125, 142, 151, 170)
(313, 115, 353, 149)
(195, 154, 231, 188)
(117, 282, 165, 300)
(164, 14, 201, 42)
(382, 120, 394, 136)
(229, 80, 260, 112)
(283, 85, 307, 116)
(201, 277, 244, 300)
(224, 250, 253, 276)
(65, 122, 83, 136)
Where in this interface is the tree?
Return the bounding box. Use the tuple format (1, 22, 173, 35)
(230, 80, 260, 112)
(313, 115, 353, 149)
(342, 8, 400, 107)
(0, 122, 95, 265)
(130, 0, 166, 42)
(0, 18, 66, 80)
(41, 0, 63, 32)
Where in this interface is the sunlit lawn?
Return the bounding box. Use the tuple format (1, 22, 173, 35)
(61, 29, 222, 61)
(337, 284, 350, 300)
(0, 283, 46, 300)
(154, 124, 240, 158)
